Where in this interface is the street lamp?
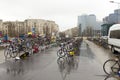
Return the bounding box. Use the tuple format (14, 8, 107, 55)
(110, 1, 120, 8)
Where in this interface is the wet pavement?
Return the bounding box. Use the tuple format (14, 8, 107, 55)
(0, 40, 115, 80)
(0, 50, 5, 63)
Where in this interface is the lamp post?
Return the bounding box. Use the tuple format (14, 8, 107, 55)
(110, 1, 120, 23)
(110, 1, 120, 8)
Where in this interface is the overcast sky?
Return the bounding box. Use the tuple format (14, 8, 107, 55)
(0, 0, 119, 31)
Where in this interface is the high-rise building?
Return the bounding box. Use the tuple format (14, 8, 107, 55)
(78, 14, 101, 37)
(103, 9, 120, 24)
(102, 9, 120, 36)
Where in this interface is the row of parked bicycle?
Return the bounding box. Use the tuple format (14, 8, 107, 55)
(57, 38, 83, 73)
(4, 37, 57, 59)
(57, 38, 83, 57)
(87, 37, 109, 49)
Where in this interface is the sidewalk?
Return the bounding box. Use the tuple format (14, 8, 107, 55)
(85, 40, 115, 65)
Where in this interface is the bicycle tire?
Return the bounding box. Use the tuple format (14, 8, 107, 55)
(10, 50, 18, 58)
(57, 48, 67, 57)
(4, 48, 11, 59)
(103, 59, 120, 75)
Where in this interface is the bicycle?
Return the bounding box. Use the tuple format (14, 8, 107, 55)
(57, 43, 67, 57)
(4, 44, 19, 59)
(4, 41, 29, 59)
(103, 55, 120, 76)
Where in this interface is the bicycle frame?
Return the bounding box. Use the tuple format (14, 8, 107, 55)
(111, 60, 120, 74)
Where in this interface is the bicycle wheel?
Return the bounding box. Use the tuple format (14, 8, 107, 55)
(4, 48, 11, 59)
(103, 59, 120, 75)
(10, 50, 18, 58)
(57, 48, 67, 57)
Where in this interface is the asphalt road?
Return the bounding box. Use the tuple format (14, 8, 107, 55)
(0, 41, 110, 80)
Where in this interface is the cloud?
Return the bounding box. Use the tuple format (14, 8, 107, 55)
(0, 0, 118, 31)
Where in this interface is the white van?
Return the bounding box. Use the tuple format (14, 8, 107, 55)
(108, 24, 120, 53)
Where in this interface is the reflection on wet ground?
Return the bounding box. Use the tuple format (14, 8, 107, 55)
(5, 57, 35, 76)
(57, 56, 79, 80)
(4, 57, 35, 78)
(0, 47, 60, 80)
(0, 41, 114, 80)
(56, 41, 106, 80)
(0, 53, 39, 80)
(57, 49, 80, 80)
(6, 60, 24, 76)
(80, 41, 94, 59)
